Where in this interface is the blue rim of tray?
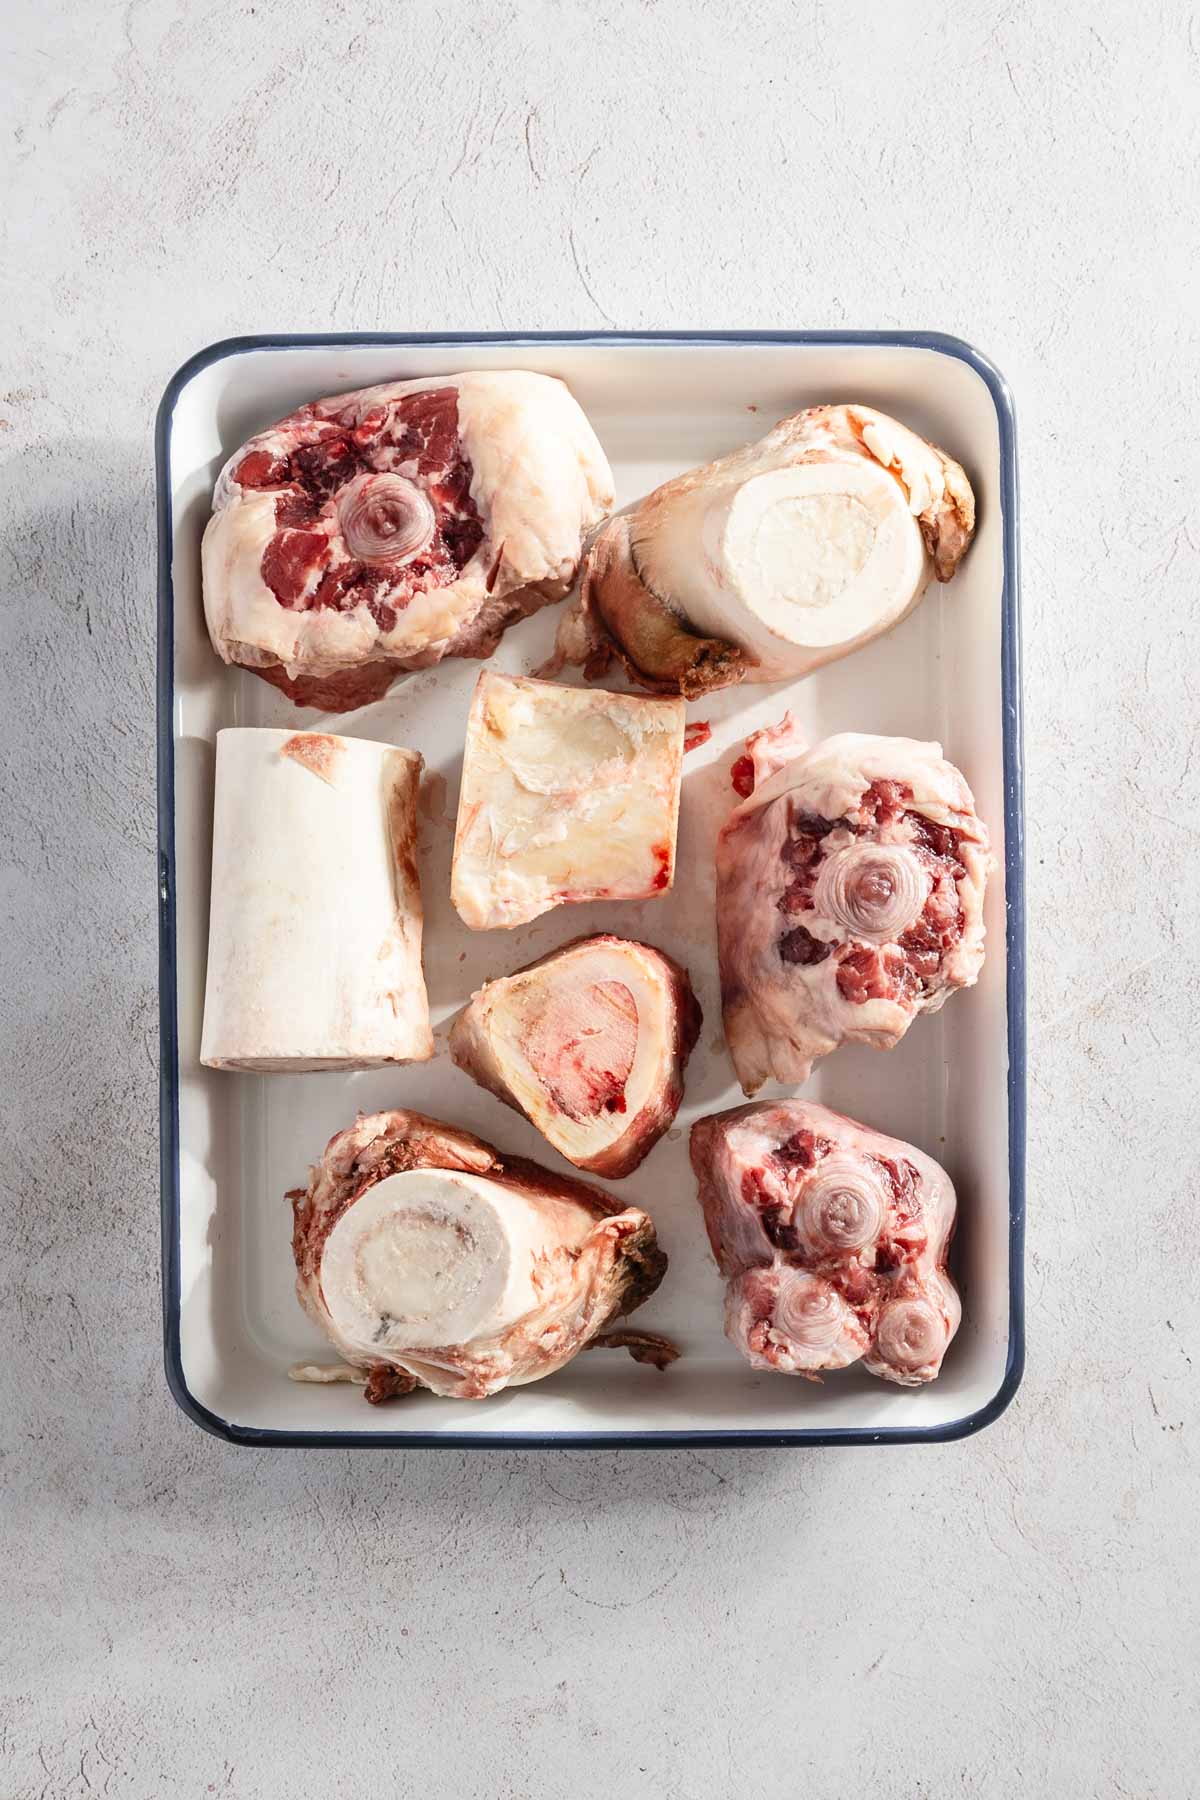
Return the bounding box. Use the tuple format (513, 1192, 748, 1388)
(156, 331, 1025, 1449)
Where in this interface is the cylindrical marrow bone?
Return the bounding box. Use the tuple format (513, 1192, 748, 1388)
(200, 728, 433, 1071)
(202, 371, 614, 711)
(290, 1109, 669, 1400)
(552, 403, 976, 697)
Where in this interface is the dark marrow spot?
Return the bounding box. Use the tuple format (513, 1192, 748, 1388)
(291, 434, 360, 499)
(906, 809, 960, 858)
(777, 821, 837, 915)
(779, 925, 832, 966)
(794, 809, 844, 837)
(894, 822, 969, 987)
(368, 596, 398, 633)
(771, 1129, 834, 1173)
(761, 1208, 801, 1253)
(274, 491, 322, 528)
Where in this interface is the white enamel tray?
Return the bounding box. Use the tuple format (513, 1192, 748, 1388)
(156, 332, 1024, 1447)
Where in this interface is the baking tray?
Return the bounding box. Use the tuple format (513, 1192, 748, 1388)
(156, 331, 1024, 1447)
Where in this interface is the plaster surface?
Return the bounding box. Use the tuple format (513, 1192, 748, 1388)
(3, 3, 1196, 1795)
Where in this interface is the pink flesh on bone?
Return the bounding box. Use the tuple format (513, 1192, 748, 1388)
(717, 729, 990, 1092)
(449, 935, 702, 1180)
(290, 1108, 668, 1402)
(522, 979, 638, 1120)
(690, 1099, 960, 1386)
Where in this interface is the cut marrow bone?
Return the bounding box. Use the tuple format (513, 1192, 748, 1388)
(449, 935, 702, 1177)
(202, 371, 613, 711)
(691, 1100, 960, 1387)
(717, 726, 992, 1093)
(552, 404, 975, 696)
(450, 672, 685, 930)
(290, 1110, 668, 1401)
(200, 728, 433, 1071)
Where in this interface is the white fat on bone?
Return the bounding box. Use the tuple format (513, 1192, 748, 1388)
(717, 727, 991, 1093)
(449, 935, 701, 1177)
(691, 1099, 961, 1387)
(553, 403, 975, 696)
(290, 1109, 668, 1401)
(200, 728, 433, 1071)
(317, 1167, 597, 1355)
(450, 672, 684, 930)
(202, 370, 614, 710)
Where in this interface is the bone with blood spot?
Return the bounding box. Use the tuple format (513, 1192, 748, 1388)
(449, 935, 701, 1178)
(200, 728, 432, 1072)
(522, 978, 638, 1121)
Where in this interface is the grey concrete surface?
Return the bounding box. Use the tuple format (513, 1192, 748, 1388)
(3, 2, 1197, 1795)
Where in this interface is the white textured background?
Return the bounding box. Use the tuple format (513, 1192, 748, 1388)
(3, 2, 1197, 1795)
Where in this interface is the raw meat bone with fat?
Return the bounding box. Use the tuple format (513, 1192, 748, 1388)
(200, 729, 432, 1071)
(289, 1110, 672, 1402)
(718, 722, 991, 1093)
(690, 1100, 961, 1386)
(202, 371, 613, 710)
(451, 672, 685, 930)
(551, 403, 975, 697)
(450, 936, 702, 1178)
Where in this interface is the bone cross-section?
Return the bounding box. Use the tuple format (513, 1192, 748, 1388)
(551, 403, 975, 697)
(202, 371, 613, 711)
(717, 724, 991, 1092)
(450, 935, 701, 1177)
(290, 1110, 668, 1401)
(690, 1100, 960, 1386)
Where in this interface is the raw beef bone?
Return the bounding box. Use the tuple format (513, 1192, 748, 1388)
(451, 671, 685, 930)
(450, 936, 702, 1178)
(200, 729, 433, 1071)
(202, 371, 613, 711)
(290, 1110, 670, 1402)
(718, 723, 991, 1093)
(551, 403, 975, 697)
(690, 1100, 960, 1386)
